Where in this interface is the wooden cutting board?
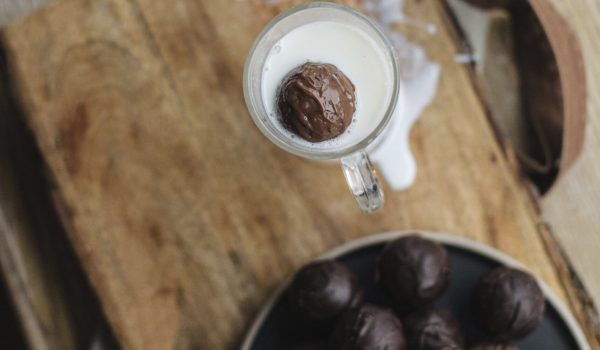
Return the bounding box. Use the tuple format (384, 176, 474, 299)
(0, 0, 596, 349)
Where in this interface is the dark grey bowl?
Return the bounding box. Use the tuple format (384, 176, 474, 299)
(240, 231, 588, 350)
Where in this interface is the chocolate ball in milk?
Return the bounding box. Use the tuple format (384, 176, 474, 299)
(277, 62, 356, 142)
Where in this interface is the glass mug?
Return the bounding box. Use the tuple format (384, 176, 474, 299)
(243, 2, 400, 213)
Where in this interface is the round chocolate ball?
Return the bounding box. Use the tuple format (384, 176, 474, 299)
(474, 267, 545, 341)
(404, 309, 464, 350)
(277, 62, 356, 142)
(288, 260, 363, 323)
(330, 304, 406, 350)
(376, 235, 450, 311)
(470, 344, 518, 350)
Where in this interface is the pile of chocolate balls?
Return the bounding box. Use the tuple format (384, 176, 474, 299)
(287, 235, 546, 350)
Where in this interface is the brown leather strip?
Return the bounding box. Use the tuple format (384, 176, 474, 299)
(463, 0, 586, 191)
(529, 0, 587, 175)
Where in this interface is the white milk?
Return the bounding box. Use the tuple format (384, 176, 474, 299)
(261, 20, 395, 150)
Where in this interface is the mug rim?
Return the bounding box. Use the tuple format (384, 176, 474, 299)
(243, 2, 400, 160)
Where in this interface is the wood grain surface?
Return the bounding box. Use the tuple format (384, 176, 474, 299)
(541, 0, 600, 331)
(0, 0, 597, 349)
(0, 51, 117, 349)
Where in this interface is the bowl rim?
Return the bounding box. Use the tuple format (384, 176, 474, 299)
(239, 230, 591, 350)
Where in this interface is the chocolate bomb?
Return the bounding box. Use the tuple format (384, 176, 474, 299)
(474, 267, 545, 341)
(470, 344, 518, 350)
(288, 260, 363, 324)
(404, 309, 464, 350)
(277, 62, 356, 142)
(376, 235, 450, 311)
(330, 304, 406, 350)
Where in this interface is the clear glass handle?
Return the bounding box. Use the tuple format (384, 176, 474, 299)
(341, 150, 384, 213)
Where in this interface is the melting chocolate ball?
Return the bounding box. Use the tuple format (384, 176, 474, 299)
(474, 267, 545, 341)
(376, 235, 450, 311)
(470, 344, 518, 350)
(288, 260, 363, 324)
(330, 304, 406, 350)
(404, 309, 464, 350)
(277, 62, 356, 142)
